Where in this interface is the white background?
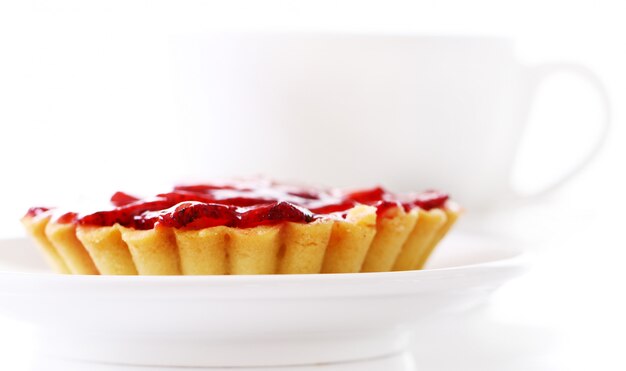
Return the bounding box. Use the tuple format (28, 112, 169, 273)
(0, 1, 625, 370)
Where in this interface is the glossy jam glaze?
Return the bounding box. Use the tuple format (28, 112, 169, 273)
(25, 181, 449, 230)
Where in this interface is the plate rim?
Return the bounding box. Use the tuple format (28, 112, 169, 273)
(0, 236, 530, 299)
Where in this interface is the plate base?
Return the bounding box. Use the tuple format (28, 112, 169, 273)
(33, 351, 417, 371)
(39, 329, 411, 367)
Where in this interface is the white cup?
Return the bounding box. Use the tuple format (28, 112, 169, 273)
(171, 34, 610, 210)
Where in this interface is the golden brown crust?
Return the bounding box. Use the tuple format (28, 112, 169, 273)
(278, 221, 333, 274)
(321, 205, 377, 273)
(76, 225, 137, 275)
(392, 209, 448, 271)
(361, 208, 419, 272)
(228, 226, 282, 274)
(44, 221, 99, 275)
(21, 216, 71, 274)
(119, 226, 182, 275)
(174, 227, 229, 275)
(22, 204, 459, 275)
(414, 207, 460, 269)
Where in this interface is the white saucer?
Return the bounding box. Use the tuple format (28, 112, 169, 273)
(0, 233, 527, 367)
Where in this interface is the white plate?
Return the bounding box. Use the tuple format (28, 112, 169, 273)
(0, 233, 527, 367)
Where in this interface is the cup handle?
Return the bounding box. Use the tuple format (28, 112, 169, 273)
(511, 62, 611, 200)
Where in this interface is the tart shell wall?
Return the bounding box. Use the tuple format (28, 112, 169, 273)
(21, 204, 460, 275)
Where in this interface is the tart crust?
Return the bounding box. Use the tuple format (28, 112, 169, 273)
(21, 203, 460, 275)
